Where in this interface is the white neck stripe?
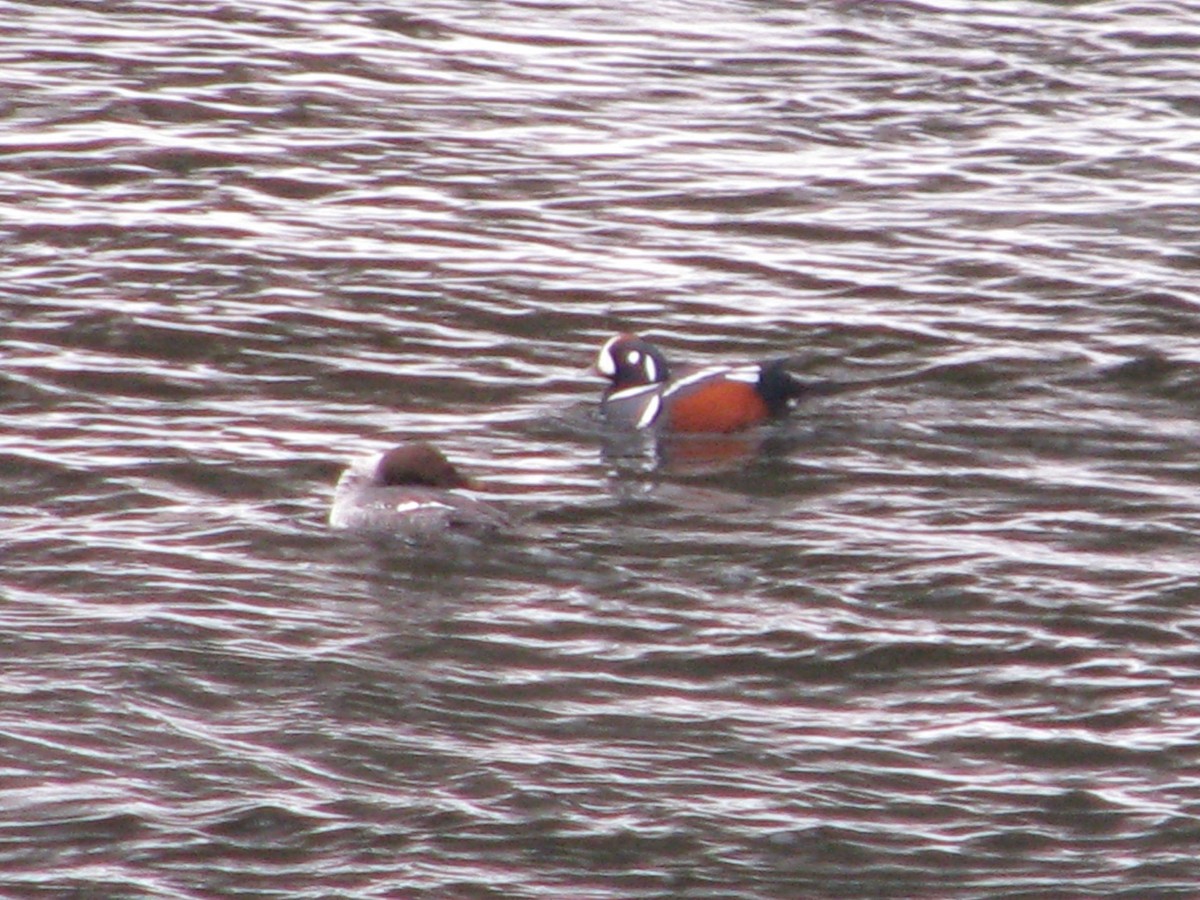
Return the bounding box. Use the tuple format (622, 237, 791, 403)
(636, 394, 662, 428)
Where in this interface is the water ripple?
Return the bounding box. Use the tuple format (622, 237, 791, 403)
(4, 0, 1200, 896)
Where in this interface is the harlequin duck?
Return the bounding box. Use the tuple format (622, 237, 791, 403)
(329, 442, 507, 536)
(594, 333, 810, 433)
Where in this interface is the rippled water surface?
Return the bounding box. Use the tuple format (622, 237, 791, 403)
(5, 0, 1200, 896)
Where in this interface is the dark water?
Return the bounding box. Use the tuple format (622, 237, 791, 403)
(4, 0, 1200, 896)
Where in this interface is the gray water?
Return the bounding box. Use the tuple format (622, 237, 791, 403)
(4, 1, 1200, 897)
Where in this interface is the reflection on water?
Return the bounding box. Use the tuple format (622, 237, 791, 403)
(4, 0, 1200, 896)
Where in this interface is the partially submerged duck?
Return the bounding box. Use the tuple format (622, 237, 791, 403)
(329, 442, 507, 537)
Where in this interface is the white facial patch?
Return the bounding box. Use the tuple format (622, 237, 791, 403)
(626, 349, 641, 368)
(596, 336, 619, 376)
(644, 355, 659, 382)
